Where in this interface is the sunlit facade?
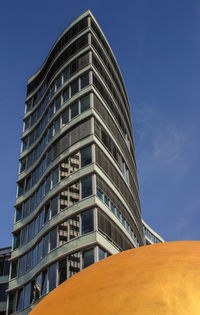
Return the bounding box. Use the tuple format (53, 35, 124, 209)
(7, 11, 144, 314)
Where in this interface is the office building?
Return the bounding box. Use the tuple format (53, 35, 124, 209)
(0, 247, 11, 315)
(8, 10, 146, 314)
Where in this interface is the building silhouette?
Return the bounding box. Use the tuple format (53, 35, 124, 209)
(7, 11, 163, 314)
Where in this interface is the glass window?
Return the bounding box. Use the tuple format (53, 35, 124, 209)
(80, 94, 90, 113)
(34, 216, 39, 235)
(16, 206, 22, 222)
(52, 167, 59, 186)
(8, 291, 16, 315)
(13, 232, 20, 249)
(63, 67, 70, 82)
(51, 195, 58, 217)
(111, 203, 115, 214)
(56, 76, 62, 90)
(83, 248, 94, 269)
(44, 204, 50, 224)
(19, 255, 26, 276)
(24, 283, 31, 309)
(71, 80, 78, 96)
(81, 209, 93, 235)
(117, 209, 121, 220)
(59, 258, 67, 284)
(47, 148, 52, 166)
(54, 117, 60, 135)
(18, 180, 24, 197)
(99, 247, 106, 261)
(43, 234, 49, 257)
(62, 108, 69, 126)
(22, 137, 28, 151)
(69, 152, 80, 174)
(39, 209, 44, 230)
(80, 73, 89, 89)
(21, 226, 28, 246)
(69, 183, 80, 205)
(97, 188, 103, 200)
(26, 251, 32, 272)
(45, 174, 51, 194)
(71, 102, 78, 119)
(81, 145, 92, 167)
(20, 158, 26, 173)
(55, 95, 61, 111)
(41, 270, 47, 296)
(81, 176, 92, 199)
(28, 221, 34, 241)
(104, 195, 109, 207)
(49, 103, 54, 119)
(11, 260, 18, 279)
(0, 283, 8, 302)
(16, 288, 23, 312)
(38, 239, 43, 262)
(63, 87, 69, 102)
(50, 227, 57, 251)
(59, 220, 68, 246)
(48, 125, 53, 142)
(26, 99, 32, 113)
(69, 215, 80, 240)
(48, 263, 56, 292)
(32, 245, 38, 267)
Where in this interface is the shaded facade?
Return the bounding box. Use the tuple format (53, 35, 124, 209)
(142, 220, 164, 245)
(8, 11, 144, 314)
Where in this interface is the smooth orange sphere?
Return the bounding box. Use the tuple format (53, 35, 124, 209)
(30, 241, 200, 315)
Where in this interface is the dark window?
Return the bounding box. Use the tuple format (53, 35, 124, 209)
(97, 188, 103, 200)
(63, 68, 70, 82)
(16, 288, 23, 312)
(44, 204, 50, 224)
(42, 234, 49, 257)
(52, 167, 59, 186)
(16, 206, 22, 222)
(54, 117, 60, 135)
(71, 80, 78, 96)
(48, 263, 57, 292)
(26, 251, 32, 272)
(99, 247, 106, 261)
(55, 95, 61, 111)
(81, 209, 93, 235)
(23, 283, 31, 309)
(104, 195, 109, 207)
(80, 73, 89, 89)
(71, 102, 78, 119)
(63, 87, 69, 102)
(83, 248, 94, 269)
(45, 174, 51, 194)
(21, 225, 28, 245)
(56, 76, 62, 90)
(32, 245, 38, 267)
(62, 109, 69, 125)
(48, 125, 53, 142)
(81, 176, 92, 199)
(19, 255, 26, 276)
(80, 94, 90, 113)
(51, 195, 58, 217)
(111, 203, 115, 214)
(34, 216, 39, 235)
(81, 145, 92, 167)
(50, 228, 57, 251)
(23, 199, 30, 219)
(59, 258, 67, 284)
(38, 240, 43, 262)
(11, 260, 18, 279)
(0, 283, 8, 302)
(49, 103, 54, 118)
(13, 232, 20, 250)
(8, 291, 16, 315)
(41, 270, 47, 296)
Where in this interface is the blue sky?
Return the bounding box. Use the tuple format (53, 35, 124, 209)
(0, 0, 200, 246)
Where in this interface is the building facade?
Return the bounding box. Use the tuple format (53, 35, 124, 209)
(143, 220, 164, 245)
(8, 11, 144, 314)
(0, 247, 11, 315)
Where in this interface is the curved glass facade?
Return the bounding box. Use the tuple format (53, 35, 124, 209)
(8, 10, 144, 314)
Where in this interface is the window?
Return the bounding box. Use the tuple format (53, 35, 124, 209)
(23, 199, 30, 219)
(83, 248, 94, 269)
(55, 95, 61, 111)
(41, 270, 47, 296)
(59, 220, 68, 245)
(56, 76, 62, 90)
(48, 263, 57, 292)
(80, 94, 90, 113)
(22, 137, 28, 151)
(18, 180, 24, 197)
(39, 210, 44, 230)
(26, 251, 32, 272)
(21, 226, 28, 246)
(23, 283, 31, 309)
(0, 283, 8, 302)
(44, 204, 50, 224)
(54, 117, 60, 135)
(16, 206, 22, 222)
(81, 209, 93, 235)
(13, 232, 20, 249)
(47, 148, 52, 166)
(19, 255, 26, 276)
(16, 288, 23, 312)
(117, 209, 121, 220)
(97, 188, 103, 200)
(71, 102, 78, 119)
(38, 240, 43, 262)
(81, 145, 91, 167)
(52, 167, 59, 186)
(11, 260, 18, 279)
(32, 245, 38, 267)
(8, 291, 16, 315)
(80, 73, 89, 89)
(70, 152, 80, 173)
(63, 67, 70, 82)
(69, 183, 80, 205)
(63, 87, 69, 102)
(50, 227, 57, 251)
(62, 109, 69, 125)
(69, 215, 80, 240)
(51, 195, 58, 217)
(48, 125, 53, 142)
(111, 203, 115, 214)
(49, 103, 54, 119)
(71, 80, 78, 96)
(20, 158, 26, 173)
(81, 176, 92, 199)
(98, 247, 106, 261)
(104, 195, 109, 207)
(28, 221, 34, 241)
(45, 174, 51, 194)
(59, 258, 67, 284)
(43, 234, 49, 257)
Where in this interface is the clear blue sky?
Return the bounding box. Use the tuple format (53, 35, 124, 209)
(0, 0, 200, 247)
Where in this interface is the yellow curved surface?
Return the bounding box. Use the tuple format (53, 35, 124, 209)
(30, 241, 200, 315)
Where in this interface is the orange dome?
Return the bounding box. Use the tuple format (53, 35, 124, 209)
(30, 241, 200, 315)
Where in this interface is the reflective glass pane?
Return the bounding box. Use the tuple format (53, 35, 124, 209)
(81, 176, 92, 199)
(70, 80, 78, 96)
(81, 209, 93, 235)
(83, 248, 94, 269)
(80, 94, 90, 113)
(48, 263, 56, 292)
(81, 146, 91, 167)
(71, 102, 78, 119)
(80, 73, 89, 89)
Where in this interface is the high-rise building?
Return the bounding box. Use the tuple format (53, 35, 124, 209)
(142, 220, 164, 245)
(0, 247, 11, 315)
(7, 10, 145, 314)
